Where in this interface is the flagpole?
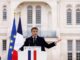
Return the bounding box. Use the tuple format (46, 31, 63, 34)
(19, 12, 21, 17)
(14, 12, 16, 17)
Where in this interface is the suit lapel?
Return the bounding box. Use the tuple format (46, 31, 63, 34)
(29, 36, 34, 46)
(30, 36, 39, 46)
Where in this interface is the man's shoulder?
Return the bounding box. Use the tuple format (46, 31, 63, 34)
(38, 36, 44, 39)
(25, 36, 44, 39)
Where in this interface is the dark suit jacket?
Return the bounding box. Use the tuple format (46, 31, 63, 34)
(20, 36, 56, 51)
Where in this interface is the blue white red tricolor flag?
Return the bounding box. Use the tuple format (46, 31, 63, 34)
(14, 17, 25, 50)
(28, 50, 37, 60)
(12, 50, 37, 60)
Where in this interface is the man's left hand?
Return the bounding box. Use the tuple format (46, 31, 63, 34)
(55, 37, 62, 44)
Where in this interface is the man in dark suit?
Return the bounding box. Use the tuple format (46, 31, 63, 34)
(20, 27, 61, 51)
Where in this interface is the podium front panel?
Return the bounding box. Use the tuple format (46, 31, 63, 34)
(18, 46, 47, 60)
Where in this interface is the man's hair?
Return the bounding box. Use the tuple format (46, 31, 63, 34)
(31, 27, 38, 31)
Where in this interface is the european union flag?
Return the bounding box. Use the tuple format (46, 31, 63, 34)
(7, 18, 16, 60)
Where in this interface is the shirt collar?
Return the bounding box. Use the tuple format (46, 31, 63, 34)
(32, 35, 38, 39)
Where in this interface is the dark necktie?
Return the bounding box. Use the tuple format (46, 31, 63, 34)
(33, 37, 36, 46)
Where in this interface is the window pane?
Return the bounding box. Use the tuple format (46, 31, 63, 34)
(3, 6, 7, 20)
(76, 53, 80, 60)
(2, 40, 7, 51)
(67, 9, 72, 25)
(76, 40, 80, 51)
(36, 6, 41, 24)
(68, 53, 72, 60)
(27, 6, 32, 24)
(68, 40, 72, 51)
(76, 9, 80, 24)
(76, 40, 80, 60)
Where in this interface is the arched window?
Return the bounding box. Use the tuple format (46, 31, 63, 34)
(3, 5, 7, 21)
(36, 6, 41, 24)
(27, 6, 33, 24)
(67, 8, 72, 25)
(76, 8, 80, 24)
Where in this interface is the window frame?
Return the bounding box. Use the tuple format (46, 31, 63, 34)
(66, 8, 72, 25)
(3, 5, 7, 21)
(2, 39, 7, 51)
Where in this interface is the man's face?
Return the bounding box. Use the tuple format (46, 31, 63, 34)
(31, 29, 38, 36)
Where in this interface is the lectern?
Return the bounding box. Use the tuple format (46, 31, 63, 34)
(18, 46, 47, 60)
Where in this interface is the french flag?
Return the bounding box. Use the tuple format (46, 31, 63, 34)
(14, 17, 25, 50)
(28, 50, 37, 60)
(12, 50, 37, 60)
